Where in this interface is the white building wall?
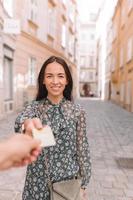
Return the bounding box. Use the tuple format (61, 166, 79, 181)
(96, 0, 118, 99)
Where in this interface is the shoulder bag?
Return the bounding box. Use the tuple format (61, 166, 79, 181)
(45, 157, 82, 200)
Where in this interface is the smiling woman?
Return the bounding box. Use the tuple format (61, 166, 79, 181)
(14, 55, 91, 200)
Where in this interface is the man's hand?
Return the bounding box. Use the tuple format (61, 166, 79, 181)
(0, 134, 42, 170)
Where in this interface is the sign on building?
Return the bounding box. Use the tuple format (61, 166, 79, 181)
(3, 19, 20, 34)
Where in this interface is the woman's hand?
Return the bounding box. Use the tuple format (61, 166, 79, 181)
(23, 118, 43, 137)
(0, 134, 42, 170)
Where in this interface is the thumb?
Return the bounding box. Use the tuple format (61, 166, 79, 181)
(30, 138, 41, 149)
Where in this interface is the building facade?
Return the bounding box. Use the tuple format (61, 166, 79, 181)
(78, 13, 97, 97)
(96, 0, 118, 100)
(110, 0, 133, 112)
(0, 0, 78, 119)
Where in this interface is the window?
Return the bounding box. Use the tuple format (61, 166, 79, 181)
(127, 0, 133, 13)
(80, 56, 85, 67)
(90, 13, 97, 21)
(105, 57, 108, 73)
(108, 56, 111, 72)
(111, 55, 116, 72)
(29, 0, 38, 22)
(68, 32, 74, 55)
(112, 23, 117, 40)
(120, 48, 124, 67)
(106, 57, 109, 73)
(48, 7, 56, 38)
(28, 57, 36, 85)
(89, 44, 95, 55)
(61, 24, 66, 48)
(120, 83, 124, 102)
(3, 0, 13, 17)
(111, 85, 116, 99)
(69, 1, 75, 23)
(3, 46, 14, 112)
(79, 42, 88, 54)
(31, 0, 37, 4)
(110, 24, 114, 43)
(81, 32, 87, 40)
(126, 80, 131, 105)
(90, 34, 95, 40)
(121, 6, 125, 27)
(80, 71, 86, 81)
(89, 56, 94, 67)
(89, 71, 93, 81)
(4, 57, 13, 100)
(127, 37, 132, 62)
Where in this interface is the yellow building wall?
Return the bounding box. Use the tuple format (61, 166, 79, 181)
(111, 0, 133, 112)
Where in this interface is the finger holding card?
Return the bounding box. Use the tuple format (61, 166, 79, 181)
(32, 125, 56, 147)
(23, 118, 43, 136)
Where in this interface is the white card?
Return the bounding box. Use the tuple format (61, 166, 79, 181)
(32, 125, 56, 147)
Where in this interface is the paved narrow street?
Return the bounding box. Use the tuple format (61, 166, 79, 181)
(80, 99, 133, 200)
(0, 99, 133, 200)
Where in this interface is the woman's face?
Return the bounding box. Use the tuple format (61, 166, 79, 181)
(43, 62, 68, 101)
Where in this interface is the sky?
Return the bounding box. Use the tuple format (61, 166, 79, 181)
(77, 0, 105, 21)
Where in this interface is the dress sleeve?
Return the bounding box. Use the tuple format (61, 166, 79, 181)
(14, 102, 37, 133)
(76, 108, 91, 188)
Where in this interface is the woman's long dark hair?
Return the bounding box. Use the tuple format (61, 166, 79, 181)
(36, 56, 73, 101)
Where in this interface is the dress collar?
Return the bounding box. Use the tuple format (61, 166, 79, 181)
(40, 97, 66, 114)
(38, 97, 73, 125)
(45, 97, 65, 107)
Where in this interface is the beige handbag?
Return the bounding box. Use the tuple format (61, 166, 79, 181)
(45, 156, 82, 200)
(50, 178, 81, 200)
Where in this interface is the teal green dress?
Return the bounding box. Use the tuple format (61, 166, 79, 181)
(15, 98, 91, 200)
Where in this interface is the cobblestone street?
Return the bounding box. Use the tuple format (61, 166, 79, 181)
(0, 99, 133, 200)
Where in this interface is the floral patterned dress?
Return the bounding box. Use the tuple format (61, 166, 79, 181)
(14, 98, 91, 200)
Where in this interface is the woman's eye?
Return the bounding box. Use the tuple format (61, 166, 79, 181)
(59, 76, 64, 78)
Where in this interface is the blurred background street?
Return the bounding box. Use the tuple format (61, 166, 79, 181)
(0, 98, 133, 200)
